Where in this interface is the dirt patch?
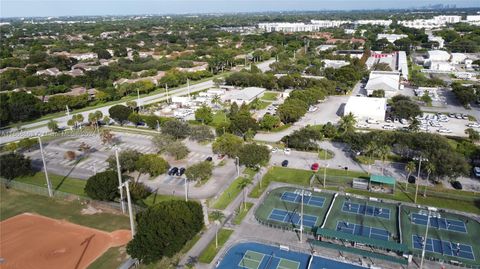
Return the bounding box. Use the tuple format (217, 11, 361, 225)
(81, 204, 103, 215)
(0, 213, 131, 269)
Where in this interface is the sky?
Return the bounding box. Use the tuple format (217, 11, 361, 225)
(1, 0, 479, 18)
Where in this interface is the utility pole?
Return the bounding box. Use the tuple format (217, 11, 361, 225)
(38, 136, 53, 197)
(187, 79, 191, 98)
(120, 180, 136, 237)
(66, 105, 70, 117)
(323, 150, 328, 188)
(165, 84, 169, 103)
(156, 120, 160, 133)
(300, 189, 304, 242)
(115, 147, 126, 213)
(420, 210, 431, 269)
(235, 156, 240, 177)
(184, 177, 188, 202)
(137, 89, 140, 110)
(413, 156, 428, 204)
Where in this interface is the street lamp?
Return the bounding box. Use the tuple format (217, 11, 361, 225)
(235, 156, 240, 177)
(114, 146, 126, 213)
(119, 180, 136, 238)
(420, 210, 431, 269)
(184, 177, 188, 202)
(37, 136, 53, 197)
(413, 156, 428, 204)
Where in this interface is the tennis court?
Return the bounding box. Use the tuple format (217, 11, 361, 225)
(238, 250, 300, 269)
(280, 191, 325, 208)
(268, 209, 318, 228)
(342, 201, 391, 219)
(336, 221, 390, 241)
(411, 213, 467, 233)
(412, 235, 475, 260)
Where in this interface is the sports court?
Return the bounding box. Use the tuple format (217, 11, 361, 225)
(217, 242, 367, 269)
(336, 221, 390, 241)
(280, 191, 325, 208)
(268, 209, 318, 228)
(342, 201, 391, 219)
(411, 212, 467, 233)
(412, 235, 475, 260)
(238, 250, 300, 269)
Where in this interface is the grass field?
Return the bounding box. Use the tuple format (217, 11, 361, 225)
(0, 187, 130, 232)
(254, 186, 334, 232)
(88, 247, 129, 269)
(212, 168, 256, 209)
(16, 172, 87, 196)
(198, 229, 234, 264)
(261, 91, 279, 101)
(233, 202, 253, 225)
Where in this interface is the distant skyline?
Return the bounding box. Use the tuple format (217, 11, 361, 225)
(1, 0, 480, 18)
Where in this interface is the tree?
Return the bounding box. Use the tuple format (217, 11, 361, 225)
(126, 200, 204, 264)
(129, 181, 151, 202)
(322, 122, 338, 138)
(405, 161, 416, 190)
(209, 210, 224, 248)
(64, 150, 76, 161)
(194, 105, 213, 124)
(84, 171, 122, 201)
(151, 134, 175, 153)
(136, 154, 169, 178)
(391, 96, 421, 119)
(238, 177, 252, 211)
(277, 98, 308, 124)
(0, 153, 33, 180)
(189, 125, 215, 142)
(238, 144, 270, 168)
(162, 119, 190, 139)
(409, 118, 421, 132)
(185, 161, 213, 182)
(465, 128, 480, 142)
(260, 114, 281, 131)
(100, 129, 116, 145)
(47, 120, 59, 132)
(339, 113, 356, 134)
(423, 162, 435, 197)
(128, 113, 143, 126)
(107, 150, 141, 173)
(421, 92, 432, 106)
(377, 145, 390, 176)
(229, 109, 258, 137)
(371, 90, 385, 98)
(109, 105, 132, 125)
(165, 141, 190, 160)
(94, 48, 112, 59)
(212, 133, 244, 158)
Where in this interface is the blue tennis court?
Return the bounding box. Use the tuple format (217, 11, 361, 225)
(412, 235, 475, 261)
(336, 221, 390, 241)
(268, 209, 318, 228)
(280, 191, 325, 208)
(411, 213, 467, 233)
(342, 201, 390, 219)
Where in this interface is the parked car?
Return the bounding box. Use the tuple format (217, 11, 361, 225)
(455, 114, 463, 119)
(311, 163, 319, 171)
(382, 124, 395, 130)
(437, 128, 452, 133)
(367, 118, 379, 124)
(284, 148, 291, 155)
(467, 123, 480, 128)
(281, 160, 289, 167)
(462, 114, 469, 120)
(271, 147, 278, 153)
(400, 118, 408, 125)
(168, 167, 179, 176)
(448, 113, 456, 118)
(451, 181, 463, 190)
(205, 156, 213, 162)
(474, 167, 480, 177)
(356, 123, 369, 128)
(408, 175, 416, 184)
(177, 167, 186, 176)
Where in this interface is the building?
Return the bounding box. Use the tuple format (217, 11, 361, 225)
(377, 34, 408, 43)
(310, 20, 351, 28)
(428, 35, 445, 49)
(35, 67, 61, 76)
(316, 45, 336, 52)
(344, 96, 386, 121)
(225, 87, 266, 105)
(355, 20, 392, 26)
(450, 53, 467, 64)
(466, 15, 480, 22)
(399, 15, 462, 29)
(365, 71, 401, 97)
(397, 51, 409, 80)
(322, 60, 349, 69)
(427, 50, 451, 62)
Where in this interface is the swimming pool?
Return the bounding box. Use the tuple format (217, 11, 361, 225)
(216, 242, 367, 269)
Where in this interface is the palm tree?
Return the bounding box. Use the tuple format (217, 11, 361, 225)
(405, 161, 416, 191)
(424, 163, 435, 197)
(211, 95, 221, 106)
(364, 142, 377, 173)
(238, 177, 253, 211)
(378, 145, 391, 176)
(339, 113, 357, 134)
(210, 210, 225, 249)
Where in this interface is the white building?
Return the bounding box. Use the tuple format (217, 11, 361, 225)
(365, 71, 401, 97)
(316, 45, 336, 52)
(257, 23, 321, 32)
(225, 87, 266, 105)
(397, 51, 409, 80)
(344, 96, 386, 121)
(399, 15, 462, 29)
(428, 35, 445, 49)
(69, 53, 98, 61)
(377, 34, 408, 43)
(450, 53, 467, 64)
(310, 20, 351, 28)
(356, 20, 392, 26)
(427, 50, 451, 62)
(322, 60, 349, 69)
(466, 15, 480, 22)
(429, 62, 454, 72)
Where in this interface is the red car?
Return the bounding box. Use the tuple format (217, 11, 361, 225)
(311, 163, 319, 171)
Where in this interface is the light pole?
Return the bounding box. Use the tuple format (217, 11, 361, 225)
(235, 156, 240, 177)
(37, 136, 53, 197)
(323, 163, 329, 188)
(184, 177, 188, 202)
(119, 180, 136, 237)
(413, 156, 428, 204)
(420, 210, 431, 269)
(187, 79, 191, 98)
(136, 89, 140, 110)
(156, 120, 160, 133)
(300, 188, 304, 243)
(114, 147, 126, 213)
(165, 84, 169, 103)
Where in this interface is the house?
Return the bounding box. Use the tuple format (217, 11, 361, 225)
(344, 96, 386, 122)
(36, 68, 61, 76)
(377, 34, 408, 43)
(365, 71, 401, 97)
(427, 50, 451, 62)
(450, 53, 467, 64)
(322, 60, 349, 69)
(225, 87, 266, 105)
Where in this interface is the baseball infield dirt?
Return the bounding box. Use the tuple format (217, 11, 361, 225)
(0, 213, 131, 269)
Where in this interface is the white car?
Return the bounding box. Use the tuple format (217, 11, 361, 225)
(367, 118, 379, 124)
(284, 148, 291, 155)
(356, 123, 369, 128)
(437, 128, 452, 133)
(271, 147, 278, 153)
(382, 124, 395, 130)
(467, 123, 480, 128)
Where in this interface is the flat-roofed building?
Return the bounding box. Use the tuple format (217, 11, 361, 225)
(344, 96, 386, 121)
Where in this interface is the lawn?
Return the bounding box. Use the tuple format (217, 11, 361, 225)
(198, 229, 234, 264)
(88, 247, 129, 269)
(15, 172, 87, 196)
(0, 187, 130, 232)
(261, 91, 279, 101)
(212, 168, 256, 210)
(318, 149, 334, 160)
(233, 202, 253, 225)
(142, 192, 183, 206)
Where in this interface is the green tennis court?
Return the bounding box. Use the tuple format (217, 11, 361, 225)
(238, 250, 300, 269)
